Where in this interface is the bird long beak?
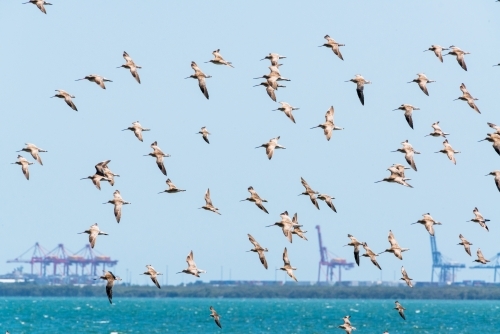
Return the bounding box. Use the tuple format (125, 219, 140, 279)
(184, 77, 191, 79)
(478, 139, 487, 142)
(374, 180, 383, 183)
(80, 178, 87, 180)
(252, 84, 261, 87)
(75, 79, 85, 81)
(344, 80, 350, 82)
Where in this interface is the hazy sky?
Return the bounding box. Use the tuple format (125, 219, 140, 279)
(1, 1, 499, 286)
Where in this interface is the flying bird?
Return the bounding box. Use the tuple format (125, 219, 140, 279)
(93, 160, 119, 186)
(199, 188, 220, 215)
(408, 73, 435, 96)
(240, 186, 269, 214)
(78, 223, 108, 249)
(400, 266, 413, 288)
(23, 0, 52, 14)
(458, 234, 473, 256)
(310, 106, 343, 141)
(411, 213, 442, 236)
(444, 45, 470, 71)
(96, 271, 122, 304)
(424, 45, 448, 62)
(17, 143, 47, 165)
(435, 139, 460, 165)
(11, 155, 33, 180)
(344, 234, 363, 266)
(394, 301, 406, 320)
(260, 53, 286, 66)
(378, 230, 409, 260)
(117, 51, 142, 83)
(141, 265, 162, 289)
(299, 177, 320, 210)
(103, 190, 131, 223)
(256, 136, 285, 160)
(159, 179, 186, 194)
(362, 242, 382, 270)
(454, 83, 480, 113)
(122, 121, 150, 142)
(51, 90, 77, 111)
(375, 168, 413, 188)
(467, 207, 490, 231)
(345, 75, 371, 105)
(279, 247, 297, 282)
(273, 102, 299, 123)
(206, 49, 233, 68)
(253, 80, 285, 102)
(425, 121, 449, 138)
(474, 249, 490, 264)
(478, 133, 500, 156)
(75, 74, 113, 89)
(317, 194, 337, 212)
(291, 213, 308, 241)
(209, 306, 222, 328)
(266, 211, 297, 243)
(486, 170, 500, 192)
(197, 126, 210, 144)
(144, 141, 170, 175)
(392, 140, 420, 171)
(247, 234, 268, 269)
(177, 251, 206, 277)
(319, 34, 345, 60)
(185, 61, 211, 99)
(393, 104, 420, 129)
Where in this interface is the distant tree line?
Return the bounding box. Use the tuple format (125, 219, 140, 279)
(2, 283, 500, 299)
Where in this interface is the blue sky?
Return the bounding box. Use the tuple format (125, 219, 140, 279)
(1, 1, 499, 286)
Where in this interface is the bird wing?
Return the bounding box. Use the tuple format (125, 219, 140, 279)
(354, 248, 360, 266)
(393, 248, 403, 260)
(247, 234, 259, 248)
(89, 229, 98, 248)
(399, 309, 406, 320)
(186, 251, 196, 268)
(205, 189, 213, 206)
(464, 243, 471, 256)
(332, 44, 344, 60)
(388, 231, 399, 247)
(401, 266, 408, 278)
(404, 111, 414, 129)
(324, 122, 333, 141)
(130, 67, 141, 84)
(283, 248, 290, 265)
(155, 155, 167, 175)
(446, 150, 456, 164)
(456, 53, 467, 71)
(114, 202, 122, 223)
(258, 250, 268, 269)
(256, 202, 269, 214)
(197, 76, 209, 99)
(405, 151, 417, 171)
(65, 97, 78, 111)
(418, 81, 429, 96)
(325, 106, 334, 122)
(133, 128, 144, 142)
(309, 193, 320, 210)
(434, 49, 443, 62)
(265, 144, 275, 160)
(21, 163, 30, 180)
(300, 177, 312, 191)
(151, 276, 161, 289)
(371, 257, 382, 270)
(266, 86, 277, 102)
(105, 280, 114, 303)
(356, 82, 365, 105)
(287, 268, 298, 282)
(123, 51, 133, 62)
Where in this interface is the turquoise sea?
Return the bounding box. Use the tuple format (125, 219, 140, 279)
(0, 297, 499, 333)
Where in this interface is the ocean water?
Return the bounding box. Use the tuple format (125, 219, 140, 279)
(0, 297, 499, 333)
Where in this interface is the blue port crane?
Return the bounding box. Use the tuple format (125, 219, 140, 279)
(430, 234, 465, 283)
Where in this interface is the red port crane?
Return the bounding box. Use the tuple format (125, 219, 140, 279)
(316, 225, 354, 283)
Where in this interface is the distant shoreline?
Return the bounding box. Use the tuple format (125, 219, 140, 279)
(1, 284, 500, 299)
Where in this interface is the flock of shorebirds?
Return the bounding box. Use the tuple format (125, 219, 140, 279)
(12, 1, 500, 333)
